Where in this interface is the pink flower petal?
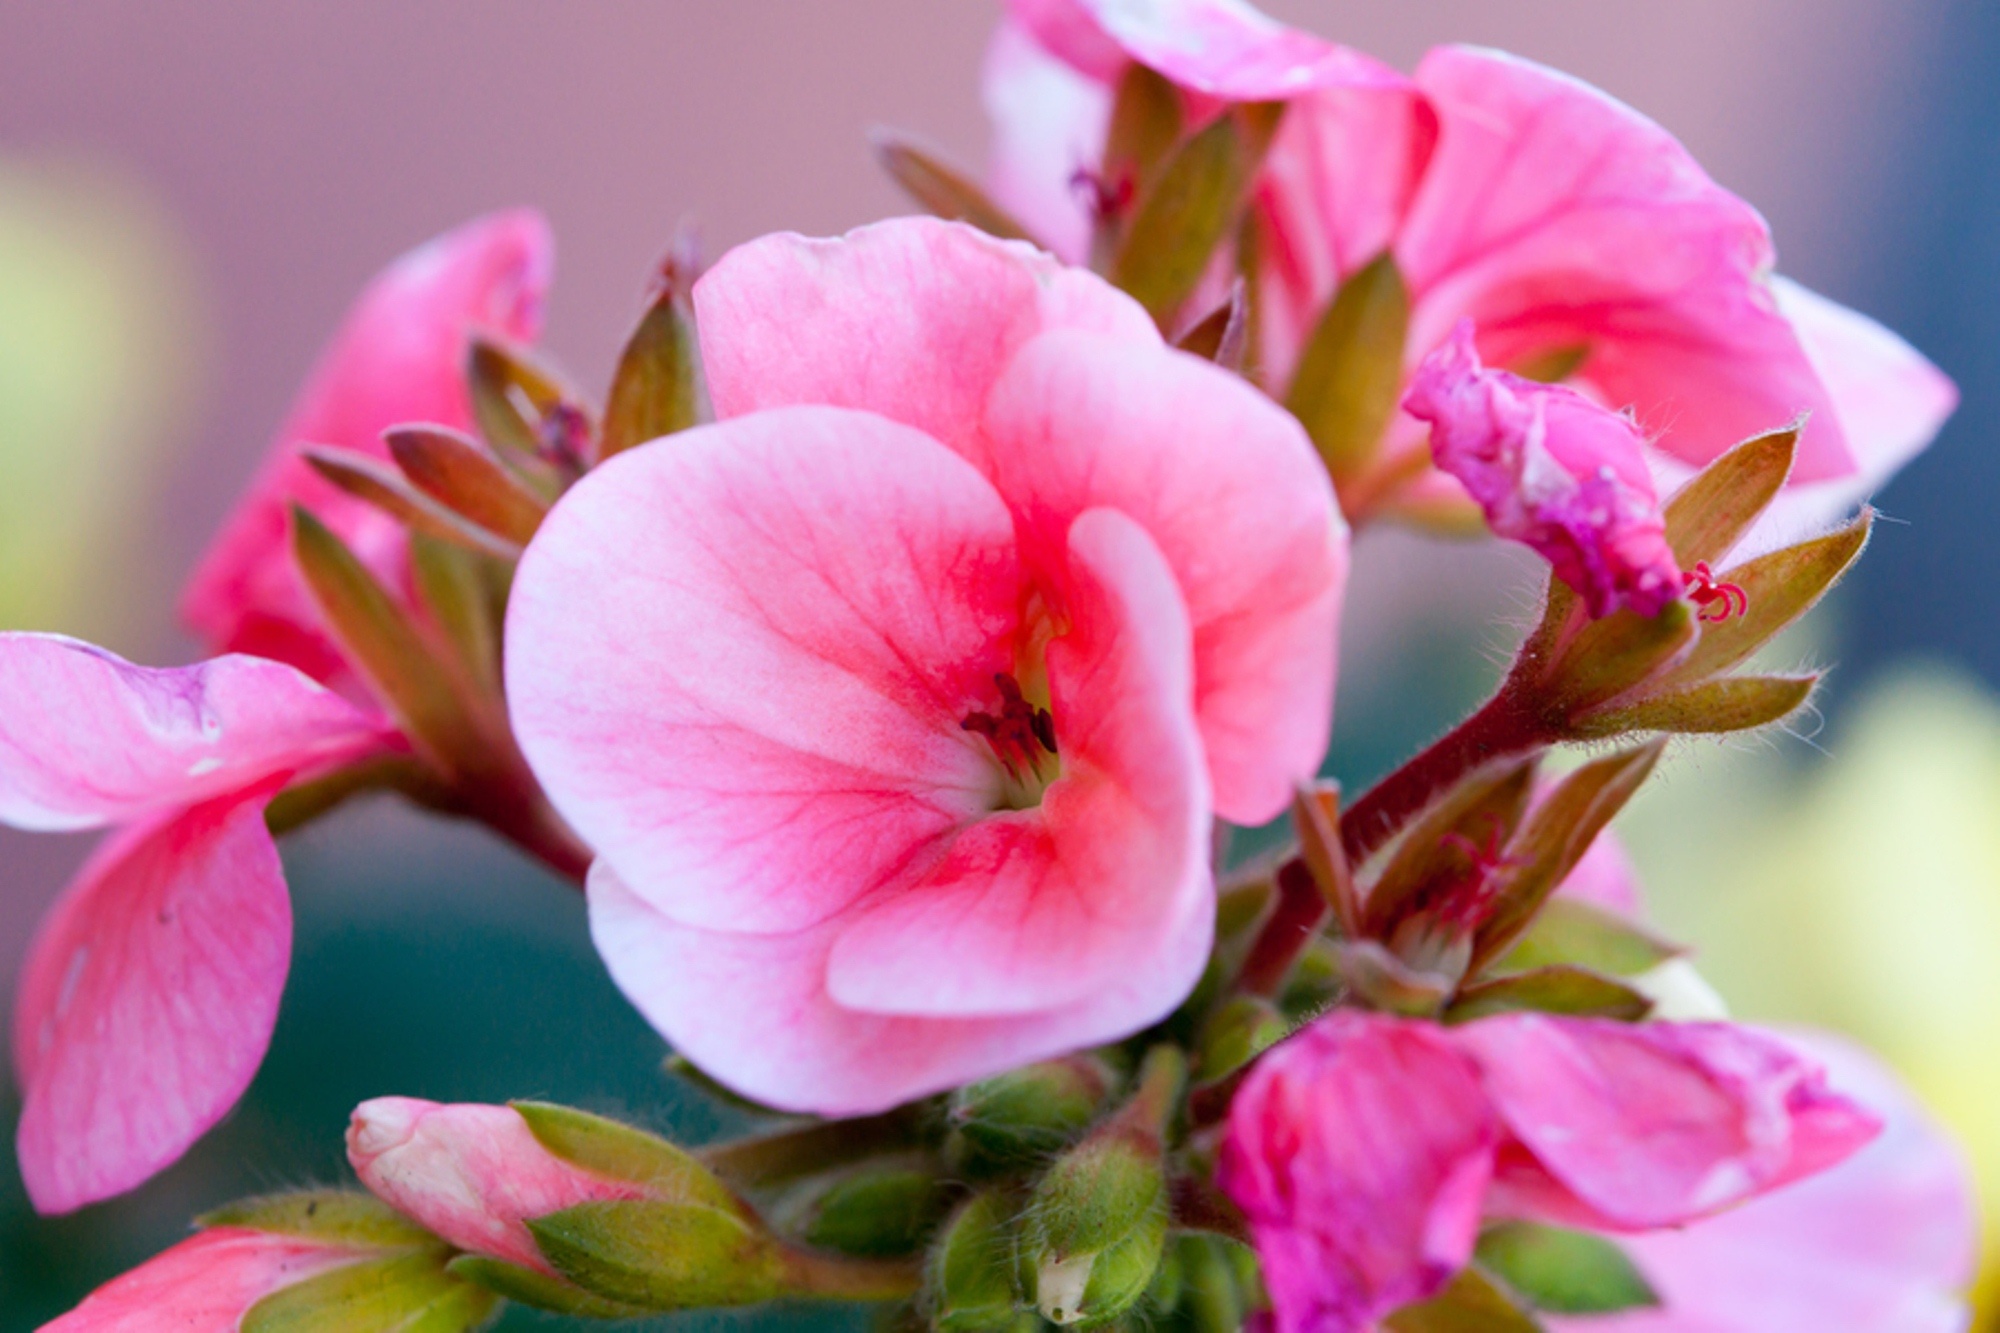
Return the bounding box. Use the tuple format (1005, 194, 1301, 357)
(982, 330, 1344, 823)
(1005, 0, 1409, 102)
(1393, 47, 1849, 481)
(588, 855, 1213, 1117)
(982, 18, 1113, 264)
(12, 789, 293, 1214)
(40, 1228, 367, 1332)
(1549, 1031, 1976, 1333)
(692, 217, 1160, 473)
(507, 407, 1023, 934)
(1455, 1016, 1881, 1231)
(348, 1098, 643, 1274)
(0, 634, 386, 832)
(180, 209, 552, 683)
(1553, 828, 1644, 917)
(1218, 1011, 1496, 1333)
(826, 506, 1211, 1016)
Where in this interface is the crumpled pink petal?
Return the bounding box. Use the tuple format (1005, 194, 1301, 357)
(347, 1097, 644, 1275)
(12, 789, 293, 1215)
(693, 219, 1345, 823)
(1548, 1030, 1977, 1333)
(1217, 1010, 1496, 1333)
(181, 209, 551, 686)
(1456, 1015, 1882, 1231)
(39, 1228, 368, 1332)
(1404, 323, 1681, 618)
(0, 634, 388, 831)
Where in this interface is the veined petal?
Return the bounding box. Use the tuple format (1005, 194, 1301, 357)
(692, 217, 1159, 474)
(13, 789, 293, 1214)
(982, 330, 1345, 823)
(181, 209, 551, 681)
(1396, 47, 1849, 480)
(41, 1229, 369, 1332)
(826, 507, 1211, 1016)
(506, 407, 1024, 934)
(0, 634, 386, 832)
(1457, 1015, 1881, 1231)
(588, 859, 1213, 1116)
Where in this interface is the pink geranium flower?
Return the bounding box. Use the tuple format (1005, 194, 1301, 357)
(1404, 322, 1681, 617)
(0, 638, 388, 1214)
(985, 3, 1955, 540)
(181, 209, 552, 690)
(1219, 1010, 1882, 1333)
(507, 218, 1344, 1113)
(348, 1098, 644, 1275)
(38, 1228, 376, 1332)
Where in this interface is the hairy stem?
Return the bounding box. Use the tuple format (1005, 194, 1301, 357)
(701, 1106, 931, 1189)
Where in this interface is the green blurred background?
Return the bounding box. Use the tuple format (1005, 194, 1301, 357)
(2, 1, 1996, 1326)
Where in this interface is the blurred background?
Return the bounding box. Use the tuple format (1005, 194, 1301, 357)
(0, 0, 1994, 1325)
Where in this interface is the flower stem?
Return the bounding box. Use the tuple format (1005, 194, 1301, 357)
(701, 1106, 930, 1189)
(782, 1248, 924, 1302)
(1234, 859, 1327, 998)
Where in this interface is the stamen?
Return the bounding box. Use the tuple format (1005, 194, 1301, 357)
(1683, 561, 1750, 623)
(962, 672, 1059, 794)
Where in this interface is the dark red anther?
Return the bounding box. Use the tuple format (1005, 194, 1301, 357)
(1683, 561, 1749, 623)
(1070, 166, 1136, 224)
(962, 672, 1058, 783)
(539, 401, 593, 476)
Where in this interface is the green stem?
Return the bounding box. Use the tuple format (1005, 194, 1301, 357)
(701, 1106, 929, 1189)
(781, 1248, 923, 1302)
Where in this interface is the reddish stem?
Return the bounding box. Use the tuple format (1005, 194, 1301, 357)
(1235, 859, 1328, 997)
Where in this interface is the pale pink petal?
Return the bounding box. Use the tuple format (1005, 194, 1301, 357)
(1218, 1011, 1496, 1333)
(983, 18, 1112, 265)
(13, 789, 293, 1214)
(0, 634, 387, 832)
(1550, 1031, 1976, 1333)
(1554, 828, 1644, 917)
(1005, 0, 1409, 102)
(506, 407, 1022, 934)
(691, 217, 1159, 473)
(348, 1098, 643, 1275)
(40, 1229, 366, 1332)
(180, 209, 552, 682)
(981, 330, 1345, 823)
(1395, 48, 1850, 481)
(1456, 1016, 1881, 1231)
(588, 857, 1213, 1117)
(826, 506, 1211, 1015)
(1404, 324, 1681, 618)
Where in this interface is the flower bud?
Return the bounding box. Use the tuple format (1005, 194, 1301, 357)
(950, 1054, 1120, 1170)
(1023, 1047, 1185, 1327)
(787, 1162, 948, 1257)
(1193, 995, 1287, 1083)
(929, 1191, 1032, 1332)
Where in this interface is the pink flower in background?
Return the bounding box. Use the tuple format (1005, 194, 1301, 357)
(507, 218, 1343, 1113)
(348, 1098, 643, 1275)
(1404, 322, 1681, 618)
(38, 1228, 373, 1332)
(181, 209, 552, 692)
(985, 6, 1956, 538)
(1219, 1011, 1880, 1333)
(0, 636, 389, 1213)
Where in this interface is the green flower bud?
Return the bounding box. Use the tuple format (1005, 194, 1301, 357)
(951, 1054, 1119, 1170)
(793, 1163, 948, 1258)
(1193, 995, 1287, 1083)
(929, 1192, 1029, 1332)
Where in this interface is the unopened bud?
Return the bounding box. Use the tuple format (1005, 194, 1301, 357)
(951, 1054, 1119, 1170)
(787, 1162, 947, 1257)
(1023, 1048, 1184, 1327)
(1194, 996, 1287, 1083)
(929, 1191, 1030, 1332)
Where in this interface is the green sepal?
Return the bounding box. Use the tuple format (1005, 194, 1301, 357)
(302, 446, 519, 558)
(199, 1190, 439, 1250)
(1193, 994, 1289, 1083)
(1329, 940, 1452, 1018)
(1475, 1221, 1661, 1315)
(1283, 252, 1410, 484)
(241, 1252, 498, 1333)
(1540, 599, 1698, 720)
(385, 425, 548, 547)
(951, 1055, 1119, 1170)
(601, 276, 707, 457)
(872, 132, 1035, 243)
(1494, 898, 1683, 978)
(1101, 63, 1185, 204)
(1363, 757, 1537, 938)
(408, 533, 505, 694)
(510, 1101, 742, 1214)
(1383, 1266, 1545, 1332)
(527, 1198, 787, 1311)
(466, 335, 590, 479)
(1574, 672, 1817, 738)
(1662, 424, 1799, 567)
(1444, 965, 1653, 1024)
(1509, 342, 1590, 384)
(445, 1254, 650, 1318)
(795, 1163, 948, 1258)
(929, 1191, 1028, 1332)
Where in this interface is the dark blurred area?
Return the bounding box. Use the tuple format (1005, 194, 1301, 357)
(0, 1, 1989, 1324)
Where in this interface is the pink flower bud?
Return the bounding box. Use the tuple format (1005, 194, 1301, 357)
(1404, 322, 1682, 618)
(40, 1228, 366, 1331)
(346, 1097, 641, 1274)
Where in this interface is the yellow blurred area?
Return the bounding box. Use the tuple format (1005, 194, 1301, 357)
(1623, 665, 2000, 1318)
(0, 159, 204, 639)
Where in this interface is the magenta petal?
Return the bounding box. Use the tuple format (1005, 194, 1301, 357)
(13, 790, 293, 1214)
(1397, 47, 1849, 480)
(1456, 1016, 1882, 1231)
(40, 1229, 367, 1331)
(588, 857, 1213, 1117)
(692, 217, 1160, 471)
(181, 209, 552, 682)
(0, 634, 387, 832)
(826, 507, 1210, 1016)
(1218, 1011, 1496, 1333)
(982, 331, 1345, 823)
(1549, 1031, 1976, 1333)
(507, 407, 1024, 934)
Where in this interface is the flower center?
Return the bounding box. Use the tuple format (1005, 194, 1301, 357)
(962, 671, 1059, 810)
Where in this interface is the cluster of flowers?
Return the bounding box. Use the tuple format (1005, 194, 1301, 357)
(6, 1, 1977, 1329)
